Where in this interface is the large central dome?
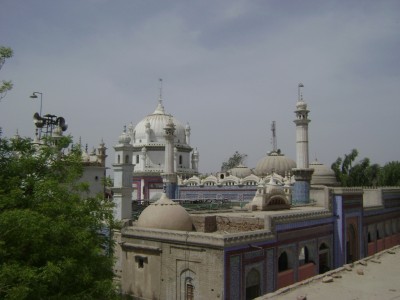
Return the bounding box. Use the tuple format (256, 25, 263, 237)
(132, 99, 187, 145)
(255, 151, 296, 177)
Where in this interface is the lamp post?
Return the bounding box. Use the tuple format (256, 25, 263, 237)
(30, 92, 43, 116)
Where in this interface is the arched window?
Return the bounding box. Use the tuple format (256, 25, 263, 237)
(278, 251, 288, 272)
(186, 282, 194, 300)
(180, 270, 196, 300)
(125, 155, 129, 164)
(117, 155, 120, 164)
(299, 246, 309, 266)
(179, 155, 183, 165)
(136, 155, 139, 164)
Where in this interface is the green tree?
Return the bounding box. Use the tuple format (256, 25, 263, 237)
(0, 46, 13, 101)
(221, 151, 247, 172)
(331, 149, 358, 186)
(0, 136, 117, 299)
(331, 149, 380, 187)
(378, 161, 400, 186)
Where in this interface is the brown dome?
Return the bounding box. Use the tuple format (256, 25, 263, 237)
(137, 193, 193, 231)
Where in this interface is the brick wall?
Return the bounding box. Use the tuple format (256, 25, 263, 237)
(277, 269, 294, 290)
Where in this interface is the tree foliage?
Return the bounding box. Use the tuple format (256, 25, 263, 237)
(221, 151, 247, 172)
(0, 46, 13, 101)
(331, 149, 400, 187)
(378, 161, 400, 186)
(331, 149, 380, 187)
(0, 136, 117, 299)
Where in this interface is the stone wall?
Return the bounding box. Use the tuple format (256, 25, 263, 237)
(118, 228, 225, 299)
(191, 215, 264, 233)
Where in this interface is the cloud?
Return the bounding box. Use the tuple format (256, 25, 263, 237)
(1, 0, 399, 174)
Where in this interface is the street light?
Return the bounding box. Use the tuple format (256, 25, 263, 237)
(30, 92, 43, 116)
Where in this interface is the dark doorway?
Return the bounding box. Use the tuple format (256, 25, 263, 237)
(246, 268, 260, 300)
(319, 243, 330, 274)
(346, 224, 358, 263)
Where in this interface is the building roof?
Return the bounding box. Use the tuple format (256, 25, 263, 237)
(258, 247, 400, 300)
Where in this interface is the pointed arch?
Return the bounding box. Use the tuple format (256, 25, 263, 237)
(180, 269, 197, 300)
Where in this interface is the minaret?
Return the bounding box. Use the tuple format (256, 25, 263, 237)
(292, 83, 314, 205)
(185, 122, 191, 145)
(97, 139, 107, 167)
(112, 126, 134, 220)
(161, 117, 177, 199)
(191, 148, 199, 173)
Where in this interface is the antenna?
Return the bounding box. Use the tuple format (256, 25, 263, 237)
(298, 83, 304, 101)
(159, 78, 163, 100)
(271, 121, 277, 152)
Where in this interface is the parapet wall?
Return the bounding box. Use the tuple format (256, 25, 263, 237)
(191, 215, 264, 233)
(363, 188, 383, 207)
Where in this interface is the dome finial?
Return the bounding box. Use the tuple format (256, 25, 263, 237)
(271, 121, 277, 152)
(159, 78, 163, 100)
(298, 82, 304, 102)
(154, 78, 165, 114)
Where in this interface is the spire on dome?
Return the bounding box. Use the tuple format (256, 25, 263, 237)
(298, 82, 304, 102)
(159, 78, 163, 100)
(271, 121, 277, 152)
(153, 78, 165, 114)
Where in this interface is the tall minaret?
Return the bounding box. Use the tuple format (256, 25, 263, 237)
(185, 122, 191, 145)
(292, 83, 314, 205)
(112, 127, 134, 220)
(191, 148, 199, 173)
(162, 117, 177, 199)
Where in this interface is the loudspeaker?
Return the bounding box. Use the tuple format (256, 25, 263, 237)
(56, 117, 68, 131)
(33, 112, 44, 128)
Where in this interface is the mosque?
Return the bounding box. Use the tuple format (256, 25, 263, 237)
(111, 84, 400, 300)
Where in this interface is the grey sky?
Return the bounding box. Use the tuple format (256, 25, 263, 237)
(1, 0, 399, 174)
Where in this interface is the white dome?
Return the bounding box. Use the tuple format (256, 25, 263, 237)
(296, 100, 307, 110)
(255, 151, 296, 177)
(118, 130, 131, 144)
(310, 159, 339, 186)
(133, 100, 187, 145)
(229, 164, 252, 178)
(137, 193, 193, 231)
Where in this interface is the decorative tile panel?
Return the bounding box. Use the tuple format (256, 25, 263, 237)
(229, 255, 241, 300)
(266, 248, 275, 293)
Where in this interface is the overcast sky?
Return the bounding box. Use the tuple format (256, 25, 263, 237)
(1, 0, 399, 174)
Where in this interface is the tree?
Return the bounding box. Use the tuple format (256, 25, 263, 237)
(331, 149, 358, 186)
(378, 161, 400, 186)
(0, 136, 117, 299)
(0, 46, 13, 101)
(221, 151, 247, 172)
(331, 149, 380, 187)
